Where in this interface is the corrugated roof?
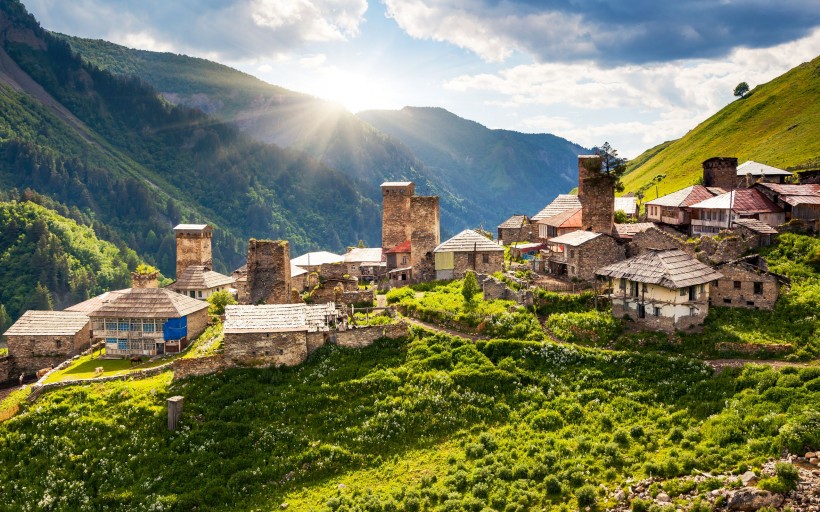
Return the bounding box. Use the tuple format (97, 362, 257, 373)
(645, 185, 718, 207)
(344, 248, 383, 263)
(532, 194, 581, 221)
(540, 207, 582, 228)
(548, 230, 601, 246)
(732, 219, 778, 235)
(169, 266, 235, 291)
(737, 161, 792, 177)
(291, 251, 345, 266)
(614, 196, 637, 215)
(223, 303, 337, 333)
(596, 249, 723, 289)
(612, 222, 657, 239)
(755, 183, 820, 196)
(4, 310, 89, 336)
(88, 288, 208, 318)
(498, 215, 529, 229)
(385, 240, 411, 254)
(780, 195, 820, 206)
(690, 189, 782, 214)
(434, 230, 504, 253)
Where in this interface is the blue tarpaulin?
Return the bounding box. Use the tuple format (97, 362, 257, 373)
(163, 317, 187, 341)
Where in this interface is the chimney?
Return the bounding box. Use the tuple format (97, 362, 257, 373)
(174, 224, 213, 278)
(702, 157, 738, 190)
(131, 270, 159, 288)
(577, 155, 615, 235)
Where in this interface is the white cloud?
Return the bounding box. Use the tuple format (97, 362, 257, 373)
(250, 0, 367, 41)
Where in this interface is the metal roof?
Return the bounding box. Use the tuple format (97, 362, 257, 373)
(755, 183, 820, 196)
(87, 288, 209, 318)
(344, 248, 384, 263)
(539, 207, 582, 228)
(737, 161, 792, 177)
(291, 263, 308, 277)
(532, 194, 581, 221)
(223, 303, 337, 334)
(780, 195, 820, 206)
(173, 224, 212, 234)
(384, 240, 411, 254)
(381, 181, 413, 187)
(291, 251, 345, 266)
(614, 196, 637, 215)
(689, 189, 783, 214)
(434, 229, 504, 253)
(4, 310, 89, 337)
(596, 249, 723, 289)
(169, 266, 235, 291)
(645, 185, 718, 207)
(548, 230, 601, 246)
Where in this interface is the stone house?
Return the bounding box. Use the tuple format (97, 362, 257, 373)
(627, 226, 688, 257)
(169, 266, 235, 300)
(731, 219, 778, 247)
(711, 255, 786, 310)
(497, 215, 532, 245)
(532, 194, 581, 240)
(291, 263, 308, 292)
(536, 208, 582, 241)
(3, 311, 91, 374)
(232, 260, 308, 301)
(343, 247, 385, 282)
(170, 223, 235, 299)
(753, 183, 820, 222)
(72, 287, 209, 357)
(433, 230, 505, 280)
(702, 157, 739, 190)
(385, 240, 412, 285)
(545, 230, 625, 282)
(736, 161, 793, 187)
(645, 185, 721, 228)
(689, 189, 785, 236)
(290, 251, 345, 274)
(223, 303, 338, 366)
(597, 249, 723, 332)
(611, 222, 657, 242)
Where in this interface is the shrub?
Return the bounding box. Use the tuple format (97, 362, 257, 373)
(543, 475, 562, 495)
(530, 410, 565, 432)
(385, 287, 415, 304)
(207, 289, 237, 316)
(631, 498, 652, 512)
(546, 310, 621, 345)
(775, 462, 800, 486)
(575, 485, 597, 508)
(462, 271, 480, 302)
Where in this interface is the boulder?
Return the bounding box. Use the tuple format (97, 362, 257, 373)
(656, 492, 671, 503)
(727, 488, 783, 511)
(740, 470, 758, 486)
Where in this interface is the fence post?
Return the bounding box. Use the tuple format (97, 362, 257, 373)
(167, 396, 184, 431)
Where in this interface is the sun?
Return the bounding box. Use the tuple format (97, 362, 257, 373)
(311, 68, 395, 113)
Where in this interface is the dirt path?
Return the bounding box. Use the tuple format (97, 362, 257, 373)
(402, 317, 489, 342)
(704, 358, 813, 372)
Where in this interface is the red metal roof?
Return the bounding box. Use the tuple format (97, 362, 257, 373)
(385, 240, 411, 254)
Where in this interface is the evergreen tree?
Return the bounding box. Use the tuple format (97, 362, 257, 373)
(462, 271, 480, 303)
(27, 282, 54, 311)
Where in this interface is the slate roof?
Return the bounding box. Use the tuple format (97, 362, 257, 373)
(732, 219, 778, 235)
(689, 189, 783, 214)
(291, 251, 345, 267)
(4, 310, 89, 337)
(614, 196, 637, 215)
(223, 303, 338, 334)
(344, 248, 383, 263)
(231, 263, 307, 280)
(434, 230, 504, 253)
(737, 161, 792, 177)
(498, 215, 529, 229)
(86, 288, 209, 318)
(65, 290, 128, 313)
(612, 222, 657, 240)
(596, 249, 723, 289)
(548, 230, 601, 247)
(169, 266, 235, 291)
(385, 240, 411, 254)
(539, 207, 582, 228)
(645, 185, 718, 207)
(531, 194, 581, 221)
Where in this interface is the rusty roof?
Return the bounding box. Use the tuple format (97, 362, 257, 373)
(4, 310, 89, 337)
(385, 240, 411, 254)
(434, 229, 504, 253)
(532, 194, 581, 221)
(87, 288, 208, 318)
(223, 303, 338, 334)
(689, 189, 783, 214)
(596, 249, 723, 289)
(539, 207, 582, 228)
(755, 183, 820, 195)
(169, 266, 235, 291)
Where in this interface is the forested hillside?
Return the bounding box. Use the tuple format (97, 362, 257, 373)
(0, 0, 381, 277)
(623, 55, 820, 198)
(0, 199, 136, 322)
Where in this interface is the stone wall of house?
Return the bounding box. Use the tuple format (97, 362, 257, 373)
(614, 302, 706, 333)
(577, 155, 615, 235)
(306, 331, 328, 355)
(224, 330, 309, 366)
(628, 227, 687, 257)
(382, 183, 414, 250)
(566, 236, 624, 282)
(702, 157, 738, 190)
(476, 273, 534, 306)
(341, 290, 375, 306)
(311, 276, 358, 304)
(319, 262, 351, 280)
(131, 271, 159, 289)
(333, 322, 410, 349)
(452, 251, 504, 277)
(176, 230, 212, 278)
(0, 356, 11, 383)
(498, 226, 532, 245)
(711, 265, 780, 310)
(7, 322, 92, 374)
(247, 239, 292, 305)
(187, 309, 210, 342)
(172, 355, 234, 380)
(410, 195, 440, 278)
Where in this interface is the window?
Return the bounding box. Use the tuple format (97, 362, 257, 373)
(105, 337, 117, 345)
(55, 339, 62, 349)
(189, 291, 196, 298)
(197, 290, 203, 298)
(117, 339, 128, 350)
(619, 278, 626, 290)
(753, 282, 763, 295)
(630, 282, 640, 297)
(733, 281, 741, 289)
(401, 255, 407, 265)
(723, 298, 732, 304)
(482, 253, 489, 264)
(653, 306, 660, 317)
(569, 249, 576, 258)
(143, 321, 155, 333)
(105, 320, 117, 331)
(637, 304, 645, 318)
(467, 253, 476, 265)
(689, 307, 696, 316)
(688, 286, 696, 301)
(118, 320, 129, 331)
(747, 301, 755, 306)
(679, 288, 686, 296)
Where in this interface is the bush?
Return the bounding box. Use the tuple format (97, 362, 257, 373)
(385, 287, 415, 304)
(462, 271, 480, 303)
(631, 498, 652, 512)
(576, 484, 597, 508)
(546, 310, 621, 345)
(775, 462, 800, 486)
(206, 289, 237, 316)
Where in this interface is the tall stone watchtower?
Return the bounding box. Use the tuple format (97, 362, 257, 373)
(247, 239, 292, 305)
(174, 224, 213, 279)
(577, 155, 615, 234)
(409, 196, 440, 272)
(702, 157, 738, 190)
(381, 182, 415, 250)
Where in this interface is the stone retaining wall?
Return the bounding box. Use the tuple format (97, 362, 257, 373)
(0, 355, 11, 383)
(172, 355, 233, 380)
(333, 322, 410, 349)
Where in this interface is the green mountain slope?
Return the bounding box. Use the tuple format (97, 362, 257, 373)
(623, 55, 820, 197)
(0, 0, 381, 276)
(0, 199, 136, 320)
(359, 107, 586, 221)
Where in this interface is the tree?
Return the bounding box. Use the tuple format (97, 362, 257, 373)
(462, 271, 480, 303)
(357, 240, 366, 248)
(733, 82, 750, 98)
(207, 290, 237, 316)
(584, 142, 627, 193)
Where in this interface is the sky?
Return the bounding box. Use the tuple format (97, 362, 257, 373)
(23, 0, 820, 158)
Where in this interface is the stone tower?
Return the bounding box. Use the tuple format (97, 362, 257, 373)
(247, 239, 292, 305)
(174, 224, 213, 279)
(702, 157, 738, 190)
(577, 155, 615, 234)
(409, 195, 440, 272)
(381, 182, 415, 250)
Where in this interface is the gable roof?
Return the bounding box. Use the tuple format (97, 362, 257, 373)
(689, 189, 783, 214)
(755, 183, 820, 196)
(539, 207, 582, 228)
(498, 215, 529, 229)
(169, 266, 235, 291)
(291, 263, 307, 278)
(548, 230, 601, 247)
(344, 248, 383, 263)
(291, 251, 345, 267)
(86, 288, 208, 318)
(4, 310, 89, 337)
(385, 240, 412, 254)
(737, 161, 792, 177)
(614, 196, 637, 215)
(596, 249, 723, 289)
(65, 290, 128, 313)
(434, 230, 504, 253)
(612, 222, 657, 240)
(732, 218, 778, 235)
(223, 303, 338, 334)
(645, 185, 718, 207)
(532, 194, 581, 221)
